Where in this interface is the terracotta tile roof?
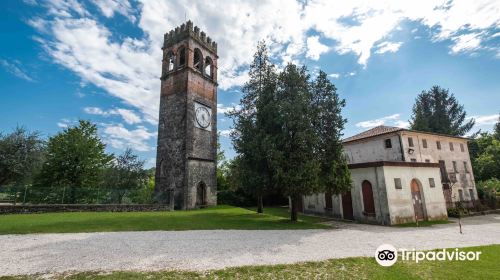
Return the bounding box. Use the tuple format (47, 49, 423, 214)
(343, 125, 404, 143)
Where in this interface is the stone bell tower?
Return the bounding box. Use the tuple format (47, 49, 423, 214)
(155, 21, 218, 209)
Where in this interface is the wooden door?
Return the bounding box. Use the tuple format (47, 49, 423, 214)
(342, 191, 354, 220)
(411, 179, 425, 220)
(362, 180, 375, 216)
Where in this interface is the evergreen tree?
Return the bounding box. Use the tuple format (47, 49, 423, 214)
(311, 71, 352, 195)
(35, 120, 112, 203)
(272, 64, 321, 221)
(228, 41, 277, 213)
(410, 86, 474, 136)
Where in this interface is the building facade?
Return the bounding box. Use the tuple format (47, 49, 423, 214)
(155, 21, 218, 209)
(302, 126, 477, 225)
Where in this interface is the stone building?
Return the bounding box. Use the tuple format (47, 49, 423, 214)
(302, 126, 477, 225)
(155, 21, 218, 209)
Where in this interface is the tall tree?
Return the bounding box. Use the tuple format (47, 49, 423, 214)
(410, 86, 475, 136)
(228, 41, 277, 213)
(0, 127, 45, 186)
(311, 71, 352, 196)
(493, 114, 500, 140)
(35, 120, 112, 203)
(103, 148, 147, 204)
(272, 64, 321, 221)
(469, 132, 500, 182)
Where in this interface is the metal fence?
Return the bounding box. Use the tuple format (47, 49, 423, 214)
(0, 185, 154, 205)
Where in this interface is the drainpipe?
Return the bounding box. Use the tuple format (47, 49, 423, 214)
(374, 166, 385, 225)
(398, 133, 406, 162)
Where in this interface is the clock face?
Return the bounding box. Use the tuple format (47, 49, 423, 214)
(195, 105, 211, 129)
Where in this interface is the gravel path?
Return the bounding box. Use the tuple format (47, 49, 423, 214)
(1, 214, 499, 276)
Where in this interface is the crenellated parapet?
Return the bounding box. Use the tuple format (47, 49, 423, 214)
(163, 20, 217, 53)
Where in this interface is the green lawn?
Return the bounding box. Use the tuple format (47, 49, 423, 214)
(0, 205, 330, 234)
(2, 245, 498, 279)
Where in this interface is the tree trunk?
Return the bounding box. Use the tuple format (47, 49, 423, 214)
(257, 194, 263, 213)
(291, 195, 298, 222)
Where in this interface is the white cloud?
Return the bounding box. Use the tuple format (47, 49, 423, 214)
(328, 73, 340, 79)
(56, 118, 75, 128)
(0, 59, 35, 82)
(102, 123, 155, 152)
(306, 36, 329, 60)
(28, 0, 500, 125)
(346, 71, 356, 77)
(84, 107, 142, 124)
(219, 129, 234, 137)
(356, 113, 409, 129)
(57, 122, 69, 128)
(450, 32, 483, 54)
(375, 41, 403, 54)
(90, 0, 136, 22)
(217, 103, 241, 115)
(469, 114, 499, 126)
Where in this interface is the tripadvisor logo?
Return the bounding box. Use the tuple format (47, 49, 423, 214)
(375, 244, 482, 267)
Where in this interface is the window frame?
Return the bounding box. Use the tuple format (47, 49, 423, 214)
(384, 139, 392, 149)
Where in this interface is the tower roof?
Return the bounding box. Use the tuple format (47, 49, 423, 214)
(163, 20, 217, 54)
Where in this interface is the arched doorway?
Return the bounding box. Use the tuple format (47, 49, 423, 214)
(196, 181, 207, 206)
(411, 179, 426, 221)
(341, 190, 354, 220)
(362, 180, 376, 217)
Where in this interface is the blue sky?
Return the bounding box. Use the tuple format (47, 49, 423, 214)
(1, 0, 499, 168)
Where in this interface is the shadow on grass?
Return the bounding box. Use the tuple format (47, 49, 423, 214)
(0, 205, 330, 234)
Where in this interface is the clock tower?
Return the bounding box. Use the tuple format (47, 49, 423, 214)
(155, 21, 217, 209)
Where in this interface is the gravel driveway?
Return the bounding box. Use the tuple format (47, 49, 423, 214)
(1, 214, 499, 276)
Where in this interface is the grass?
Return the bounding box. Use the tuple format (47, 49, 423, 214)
(395, 220, 453, 227)
(247, 206, 332, 224)
(0, 205, 330, 234)
(2, 245, 498, 279)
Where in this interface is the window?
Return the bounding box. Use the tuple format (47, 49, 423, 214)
(164, 51, 175, 72)
(411, 158, 417, 162)
(408, 137, 414, 147)
(178, 47, 186, 66)
(458, 189, 464, 202)
(204, 57, 213, 78)
(469, 189, 475, 201)
(463, 161, 469, 173)
(394, 178, 402, 189)
(453, 161, 458, 172)
(429, 178, 436, 188)
(436, 141, 441, 150)
(460, 143, 465, 152)
(422, 139, 427, 148)
(385, 139, 392, 148)
(425, 159, 430, 163)
(193, 48, 203, 72)
(449, 142, 454, 151)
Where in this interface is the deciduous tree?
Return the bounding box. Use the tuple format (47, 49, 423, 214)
(0, 127, 45, 186)
(35, 120, 112, 203)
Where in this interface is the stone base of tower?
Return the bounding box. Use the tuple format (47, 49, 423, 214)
(154, 160, 217, 210)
